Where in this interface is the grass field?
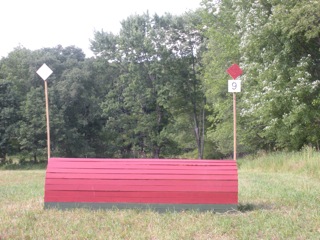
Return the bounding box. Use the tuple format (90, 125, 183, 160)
(0, 150, 319, 239)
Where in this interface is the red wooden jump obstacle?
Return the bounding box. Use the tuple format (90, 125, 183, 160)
(44, 158, 238, 212)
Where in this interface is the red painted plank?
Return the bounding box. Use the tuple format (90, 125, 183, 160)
(45, 191, 238, 204)
(49, 158, 235, 164)
(46, 169, 236, 175)
(46, 163, 237, 171)
(48, 159, 236, 164)
(45, 172, 238, 180)
(47, 163, 237, 171)
(45, 183, 237, 192)
(45, 179, 237, 187)
(48, 162, 236, 169)
(45, 195, 238, 204)
(48, 162, 237, 169)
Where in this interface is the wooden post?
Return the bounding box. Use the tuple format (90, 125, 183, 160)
(227, 64, 242, 161)
(36, 63, 53, 161)
(233, 92, 237, 161)
(44, 80, 51, 160)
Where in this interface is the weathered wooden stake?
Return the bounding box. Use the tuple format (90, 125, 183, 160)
(233, 92, 237, 161)
(44, 80, 51, 160)
(37, 63, 53, 161)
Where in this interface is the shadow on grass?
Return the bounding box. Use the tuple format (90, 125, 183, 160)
(238, 203, 274, 212)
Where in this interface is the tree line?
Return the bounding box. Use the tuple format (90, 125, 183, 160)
(0, 0, 319, 162)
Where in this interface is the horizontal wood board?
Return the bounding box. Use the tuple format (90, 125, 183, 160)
(44, 158, 238, 212)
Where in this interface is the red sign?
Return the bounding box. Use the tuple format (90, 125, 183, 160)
(227, 64, 242, 79)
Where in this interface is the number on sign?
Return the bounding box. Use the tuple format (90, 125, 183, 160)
(232, 82, 237, 91)
(228, 80, 241, 93)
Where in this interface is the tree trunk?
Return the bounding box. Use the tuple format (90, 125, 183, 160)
(200, 104, 205, 159)
(153, 147, 160, 159)
(33, 152, 37, 163)
(193, 113, 202, 159)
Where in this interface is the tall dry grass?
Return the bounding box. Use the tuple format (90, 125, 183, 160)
(239, 146, 320, 179)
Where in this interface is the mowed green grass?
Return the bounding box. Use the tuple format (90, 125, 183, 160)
(0, 152, 320, 239)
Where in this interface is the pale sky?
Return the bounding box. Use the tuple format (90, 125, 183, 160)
(0, 0, 201, 58)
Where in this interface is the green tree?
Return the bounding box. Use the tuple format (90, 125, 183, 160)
(0, 45, 104, 160)
(33, 46, 102, 158)
(201, 0, 243, 156)
(236, 0, 320, 150)
(0, 47, 36, 161)
(92, 13, 173, 158)
(161, 12, 207, 159)
(0, 79, 19, 161)
(201, 0, 320, 154)
(19, 87, 46, 161)
(52, 61, 103, 157)
(92, 12, 206, 158)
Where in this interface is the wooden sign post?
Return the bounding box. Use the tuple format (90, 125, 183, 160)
(227, 64, 242, 161)
(36, 64, 53, 160)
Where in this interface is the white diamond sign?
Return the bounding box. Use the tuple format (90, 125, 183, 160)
(37, 63, 53, 81)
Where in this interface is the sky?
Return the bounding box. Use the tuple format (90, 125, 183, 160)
(0, 0, 201, 58)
